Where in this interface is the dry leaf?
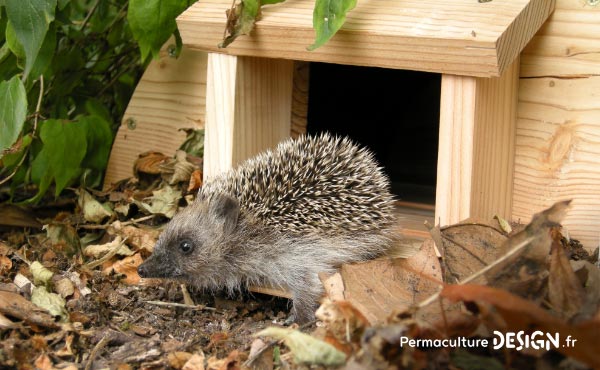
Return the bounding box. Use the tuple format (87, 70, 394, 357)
(134, 151, 170, 175)
(548, 242, 585, 319)
(255, 327, 346, 366)
(31, 261, 53, 285)
(168, 351, 193, 369)
(183, 352, 206, 370)
(247, 339, 273, 370)
(493, 214, 512, 234)
(84, 236, 133, 258)
(440, 284, 600, 369)
(315, 300, 369, 344)
(34, 354, 53, 370)
(110, 253, 144, 285)
(77, 189, 113, 223)
(54, 277, 75, 299)
(0, 312, 16, 329)
(31, 286, 68, 322)
(187, 169, 203, 193)
(117, 225, 160, 253)
(135, 185, 181, 218)
(0, 255, 12, 274)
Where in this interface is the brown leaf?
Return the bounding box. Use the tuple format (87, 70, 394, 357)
(548, 242, 585, 319)
(340, 238, 442, 324)
(134, 151, 170, 176)
(187, 169, 203, 193)
(168, 352, 193, 369)
(315, 300, 369, 344)
(110, 253, 143, 285)
(183, 352, 206, 370)
(441, 284, 600, 369)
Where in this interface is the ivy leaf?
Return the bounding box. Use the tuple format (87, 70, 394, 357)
(308, 0, 356, 51)
(30, 119, 87, 199)
(5, 22, 26, 60)
(0, 75, 27, 155)
(4, 0, 57, 79)
(128, 0, 192, 61)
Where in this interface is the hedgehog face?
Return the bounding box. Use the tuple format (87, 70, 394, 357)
(137, 193, 240, 287)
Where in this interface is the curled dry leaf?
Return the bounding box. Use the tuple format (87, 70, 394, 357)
(31, 261, 53, 286)
(54, 277, 75, 299)
(167, 351, 193, 369)
(315, 300, 369, 344)
(187, 169, 203, 193)
(135, 185, 181, 218)
(84, 236, 133, 258)
(0, 255, 12, 274)
(161, 150, 197, 185)
(134, 151, 170, 176)
(255, 327, 346, 366)
(117, 225, 160, 254)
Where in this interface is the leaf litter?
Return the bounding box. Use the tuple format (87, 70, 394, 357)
(1, 139, 600, 368)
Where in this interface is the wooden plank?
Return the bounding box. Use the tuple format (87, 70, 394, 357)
(514, 0, 600, 249)
(521, 0, 600, 77)
(177, 0, 553, 77)
(104, 47, 207, 188)
(204, 54, 294, 180)
(435, 59, 520, 226)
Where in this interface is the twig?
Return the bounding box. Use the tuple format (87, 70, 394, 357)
(85, 333, 110, 370)
(0, 76, 44, 186)
(416, 235, 536, 309)
(77, 214, 157, 230)
(144, 300, 217, 311)
(80, 0, 101, 31)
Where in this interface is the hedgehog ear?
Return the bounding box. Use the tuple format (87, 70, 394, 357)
(210, 193, 240, 235)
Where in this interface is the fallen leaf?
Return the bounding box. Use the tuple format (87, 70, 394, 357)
(168, 351, 193, 369)
(187, 169, 203, 193)
(247, 339, 273, 370)
(34, 354, 53, 370)
(182, 352, 206, 370)
(117, 225, 160, 253)
(55, 334, 75, 357)
(548, 242, 585, 319)
(135, 185, 181, 218)
(315, 300, 369, 344)
(440, 284, 600, 369)
(31, 286, 68, 322)
(84, 236, 133, 258)
(110, 253, 143, 285)
(13, 272, 33, 293)
(44, 223, 81, 256)
(54, 277, 75, 299)
(255, 327, 346, 366)
(31, 261, 53, 285)
(77, 189, 113, 223)
(0, 255, 12, 274)
(0, 312, 16, 329)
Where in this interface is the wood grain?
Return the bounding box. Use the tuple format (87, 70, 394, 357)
(204, 54, 294, 180)
(513, 0, 600, 249)
(436, 59, 519, 226)
(104, 47, 207, 188)
(177, 0, 553, 77)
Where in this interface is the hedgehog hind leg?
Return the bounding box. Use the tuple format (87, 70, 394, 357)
(289, 273, 324, 323)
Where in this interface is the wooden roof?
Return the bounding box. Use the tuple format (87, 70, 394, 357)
(177, 0, 554, 77)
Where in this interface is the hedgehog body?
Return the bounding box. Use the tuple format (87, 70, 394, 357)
(138, 134, 397, 321)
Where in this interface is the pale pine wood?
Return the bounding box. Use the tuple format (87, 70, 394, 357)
(177, 0, 554, 77)
(104, 47, 207, 188)
(435, 59, 520, 226)
(513, 0, 600, 249)
(521, 0, 600, 77)
(204, 54, 294, 180)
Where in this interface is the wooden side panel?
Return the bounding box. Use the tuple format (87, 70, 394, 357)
(104, 47, 207, 188)
(435, 59, 519, 225)
(291, 61, 309, 138)
(514, 0, 600, 249)
(204, 54, 294, 180)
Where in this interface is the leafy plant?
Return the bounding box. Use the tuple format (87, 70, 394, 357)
(0, 0, 191, 203)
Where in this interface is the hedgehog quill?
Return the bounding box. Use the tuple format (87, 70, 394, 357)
(138, 134, 397, 322)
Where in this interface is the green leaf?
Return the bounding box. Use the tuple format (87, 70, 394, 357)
(28, 22, 56, 79)
(5, 22, 25, 60)
(128, 0, 191, 61)
(5, 0, 57, 79)
(308, 0, 356, 51)
(79, 114, 113, 170)
(30, 119, 87, 199)
(0, 75, 27, 154)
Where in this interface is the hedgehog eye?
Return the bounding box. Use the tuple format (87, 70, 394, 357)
(178, 240, 194, 254)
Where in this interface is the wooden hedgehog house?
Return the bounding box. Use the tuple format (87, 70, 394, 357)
(105, 0, 600, 250)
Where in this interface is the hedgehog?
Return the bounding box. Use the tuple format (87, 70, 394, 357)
(137, 133, 398, 322)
